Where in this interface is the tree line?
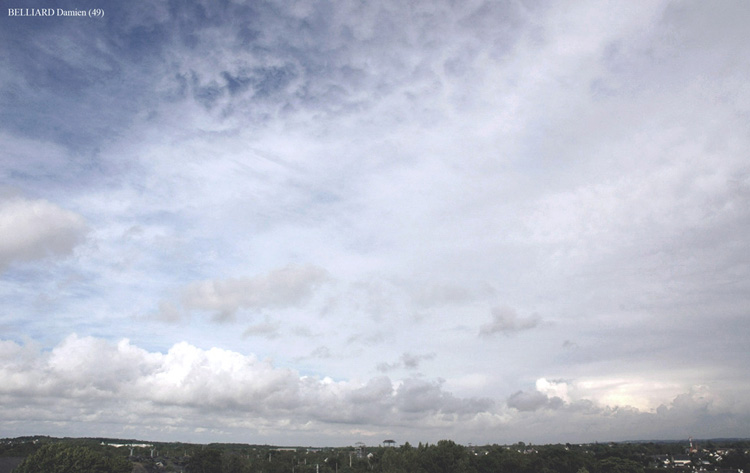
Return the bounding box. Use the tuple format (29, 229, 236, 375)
(184, 440, 750, 473)
(3, 437, 749, 473)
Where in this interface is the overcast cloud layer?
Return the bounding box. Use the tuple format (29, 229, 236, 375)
(1, 0, 749, 446)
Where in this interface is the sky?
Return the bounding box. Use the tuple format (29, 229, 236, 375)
(1, 0, 749, 447)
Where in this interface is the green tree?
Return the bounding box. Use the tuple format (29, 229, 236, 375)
(537, 445, 591, 473)
(186, 448, 223, 473)
(14, 442, 131, 473)
(419, 440, 473, 473)
(597, 457, 645, 473)
(222, 451, 252, 473)
(476, 445, 529, 473)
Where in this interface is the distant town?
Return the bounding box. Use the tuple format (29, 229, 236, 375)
(1, 435, 748, 473)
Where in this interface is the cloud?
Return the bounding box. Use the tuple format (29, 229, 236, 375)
(479, 306, 541, 337)
(507, 378, 568, 412)
(497, 377, 750, 443)
(0, 335, 494, 442)
(507, 390, 563, 412)
(377, 352, 436, 372)
(401, 352, 435, 369)
(3, 0, 750, 446)
(410, 283, 480, 308)
(179, 264, 329, 320)
(309, 346, 332, 359)
(502, 383, 750, 444)
(376, 361, 398, 373)
(0, 196, 87, 271)
(242, 320, 280, 339)
(394, 378, 494, 417)
(155, 301, 182, 323)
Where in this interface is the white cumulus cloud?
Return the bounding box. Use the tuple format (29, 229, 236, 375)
(0, 335, 494, 443)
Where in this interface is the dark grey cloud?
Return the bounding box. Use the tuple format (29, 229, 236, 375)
(507, 390, 564, 412)
(394, 378, 494, 418)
